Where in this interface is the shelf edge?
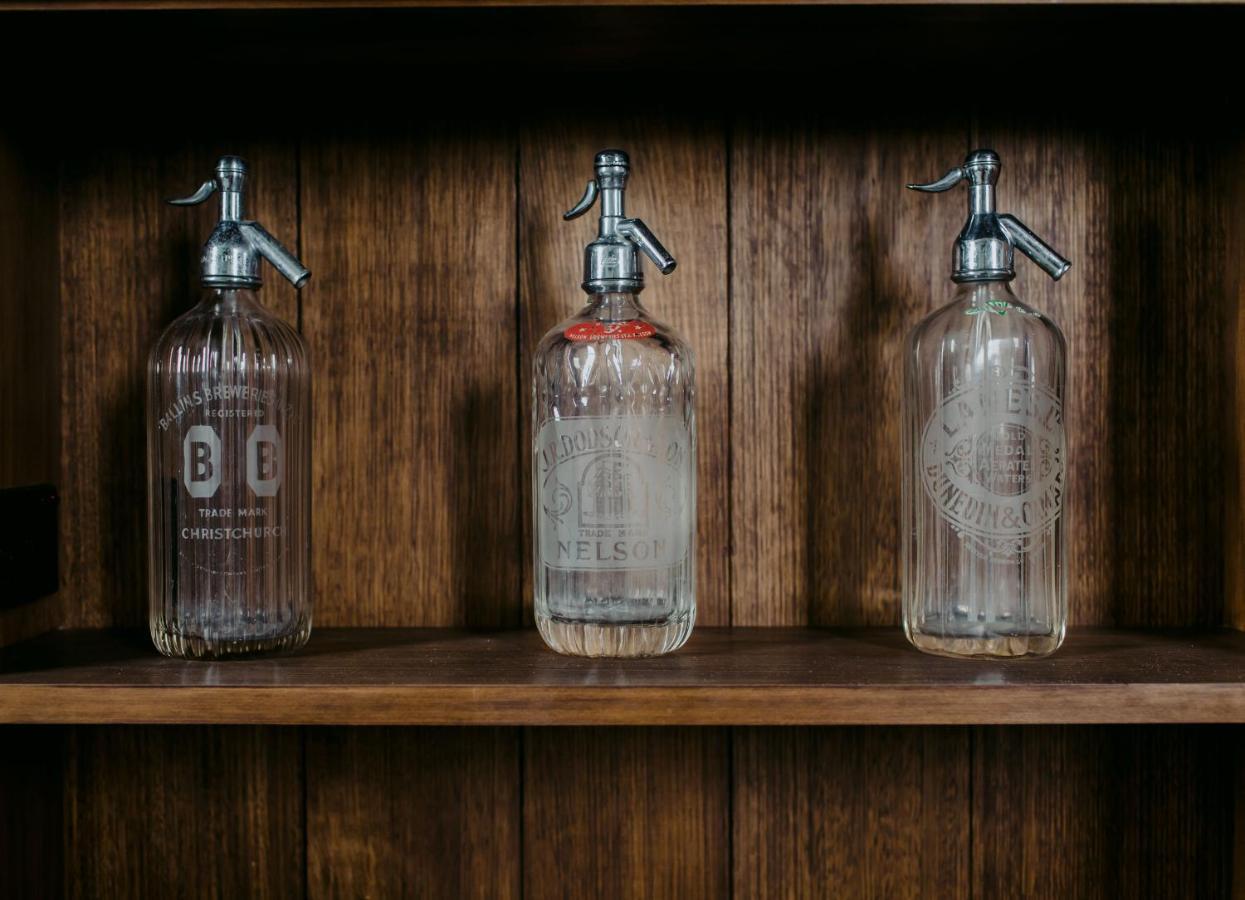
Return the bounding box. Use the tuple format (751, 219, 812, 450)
(5, 683, 1245, 726)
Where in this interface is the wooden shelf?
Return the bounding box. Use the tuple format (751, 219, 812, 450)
(3, 627, 1245, 726)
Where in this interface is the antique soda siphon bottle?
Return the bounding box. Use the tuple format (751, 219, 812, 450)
(532, 150, 696, 657)
(903, 150, 1070, 658)
(147, 156, 312, 659)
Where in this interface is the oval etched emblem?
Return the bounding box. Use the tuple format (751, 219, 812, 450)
(921, 370, 1064, 550)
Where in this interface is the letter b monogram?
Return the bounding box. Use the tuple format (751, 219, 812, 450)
(247, 425, 284, 497)
(181, 424, 283, 499)
(183, 425, 222, 498)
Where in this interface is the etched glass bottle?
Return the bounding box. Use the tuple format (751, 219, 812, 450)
(147, 157, 312, 659)
(902, 150, 1070, 658)
(533, 150, 696, 657)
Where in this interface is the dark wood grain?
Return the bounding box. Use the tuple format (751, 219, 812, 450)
(293, 120, 524, 900)
(57, 139, 299, 629)
(977, 120, 1234, 628)
(974, 726, 1233, 898)
(1226, 136, 1245, 632)
(63, 726, 304, 900)
(729, 117, 965, 627)
(0, 13, 1241, 897)
(518, 116, 730, 625)
(300, 123, 518, 628)
(1235, 729, 1245, 900)
(0, 137, 62, 647)
(734, 728, 969, 899)
(524, 728, 729, 900)
(6, 627, 1245, 725)
(47, 140, 305, 900)
(306, 728, 519, 899)
(0, 726, 65, 898)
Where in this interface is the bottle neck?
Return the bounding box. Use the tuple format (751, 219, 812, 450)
(583, 291, 647, 321)
(198, 287, 265, 314)
(953, 279, 1019, 308)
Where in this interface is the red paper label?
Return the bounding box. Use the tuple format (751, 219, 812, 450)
(564, 320, 656, 342)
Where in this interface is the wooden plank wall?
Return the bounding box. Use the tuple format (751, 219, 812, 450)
(2, 100, 1238, 895)
(1227, 121, 1245, 633)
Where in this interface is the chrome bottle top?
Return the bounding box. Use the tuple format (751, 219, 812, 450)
(169, 156, 310, 291)
(908, 149, 1070, 284)
(564, 149, 677, 294)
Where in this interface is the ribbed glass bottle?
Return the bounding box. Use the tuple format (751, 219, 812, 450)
(902, 280, 1066, 658)
(147, 288, 311, 658)
(533, 292, 696, 657)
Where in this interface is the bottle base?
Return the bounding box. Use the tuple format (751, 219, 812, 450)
(905, 628, 1063, 659)
(536, 612, 694, 658)
(150, 618, 312, 660)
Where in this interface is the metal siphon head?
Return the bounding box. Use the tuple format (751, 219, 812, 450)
(908, 149, 1069, 284)
(564, 149, 676, 294)
(168, 156, 310, 291)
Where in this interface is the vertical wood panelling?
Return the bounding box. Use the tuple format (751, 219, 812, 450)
(518, 122, 731, 899)
(301, 124, 518, 627)
(978, 121, 1232, 627)
(64, 726, 304, 900)
(1234, 728, 1245, 900)
(0, 726, 65, 898)
(524, 728, 730, 900)
(1221, 134, 1245, 630)
(9, 75, 1242, 900)
(972, 125, 1112, 627)
(306, 728, 520, 899)
(733, 727, 970, 900)
(0, 135, 63, 646)
(974, 727, 1233, 898)
(57, 139, 298, 627)
(729, 118, 965, 627)
(519, 117, 730, 625)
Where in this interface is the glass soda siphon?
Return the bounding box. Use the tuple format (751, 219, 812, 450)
(532, 150, 696, 657)
(903, 150, 1070, 659)
(147, 156, 312, 659)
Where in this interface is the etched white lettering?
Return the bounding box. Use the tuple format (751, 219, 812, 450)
(921, 370, 1064, 557)
(537, 415, 691, 571)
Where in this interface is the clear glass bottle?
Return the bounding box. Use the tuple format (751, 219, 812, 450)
(533, 150, 696, 657)
(147, 157, 312, 659)
(902, 150, 1070, 659)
